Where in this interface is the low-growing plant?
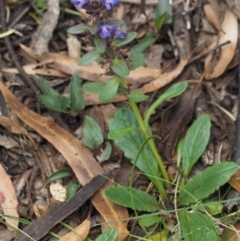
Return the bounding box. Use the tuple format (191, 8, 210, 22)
(33, 0, 239, 240)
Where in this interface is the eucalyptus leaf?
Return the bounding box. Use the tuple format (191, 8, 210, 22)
(82, 116, 103, 149)
(69, 73, 85, 112)
(99, 76, 120, 102)
(127, 89, 148, 103)
(78, 50, 101, 66)
(110, 58, 129, 77)
(179, 211, 219, 241)
(130, 53, 145, 70)
(105, 185, 160, 212)
(181, 114, 211, 176)
(112, 32, 137, 47)
(178, 162, 238, 205)
(130, 32, 157, 54)
(82, 82, 106, 93)
(95, 228, 118, 241)
(67, 23, 88, 34)
(37, 94, 70, 113)
(33, 75, 59, 96)
(109, 108, 160, 187)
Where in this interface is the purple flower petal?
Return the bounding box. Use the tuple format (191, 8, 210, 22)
(115, 30, 127, 39)
(101, 0, 118, 9)
(70, 0, 89, 9)
(99, 22, 116, 38)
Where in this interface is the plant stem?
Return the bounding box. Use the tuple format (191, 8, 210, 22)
(128, 97, 170, 192)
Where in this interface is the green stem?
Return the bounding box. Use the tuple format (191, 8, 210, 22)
(128, 97, 170, 191)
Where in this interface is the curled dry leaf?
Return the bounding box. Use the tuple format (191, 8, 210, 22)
(59, 218, 90, 241)
(204, 10, 238, 80)
(0, 80, 129, 241)
(0, 164, 19, 230)
(203, 3, 221, 31)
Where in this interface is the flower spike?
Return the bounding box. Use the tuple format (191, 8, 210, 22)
(101, 0, 119, 9)
(70, 0, 89, 9)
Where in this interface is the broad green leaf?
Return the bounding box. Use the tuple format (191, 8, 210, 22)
(106, 20, 124, 26)
(95, 228, 118, 241)
(182, 114, 211, 176)
(82, 82, 106, 93)
(179, 211, 219, 241)
(109, 127, 141, 139)
(69, 73, 85, 112)
(37, 94, 70, 113)
(78, 50, 101, 66)
(67, 182, 81, 199)
(88, 23, 98, 35)
(110, 59, 129, 77)
(105, 186, 159, 212)
(130, 32, 157, 54)
(130, 53, 145, 70)
(138, 214, 162, 228)
(152, 0, 172, 25)
(127, 89, 149, 103)
(144, 82, 188, 124)
(67, 23, 88, 34)
(195, 201, 223, 215)
(109, 108, 159, 186)
(94, 38, 107, 53)
(178, 162, 238, 205)
(96, 142, 112, 163)
(33, 75, 59, 96)
(43, 169, 71, 188)
(99, 76, 120, 102)
(82, 116, 103, 149)
(112, 32, 137, 47)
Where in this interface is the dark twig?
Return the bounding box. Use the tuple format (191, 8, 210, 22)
(0, 0, 38, 92)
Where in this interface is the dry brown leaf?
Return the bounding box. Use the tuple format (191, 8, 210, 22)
(0, 81, 129, 241)
(67, 34, 81, 59)
(203, 3, 221, 31)
(204, 10, 238, 79)
(59, 218, 90, 241)
(0, 135, 19, 149)
(0, 164, 19, 230)
(228, 171, 240, 193)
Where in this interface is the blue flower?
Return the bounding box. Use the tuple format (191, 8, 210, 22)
(101, 0, 119, 10)
(99, 22, 127, 39)
(99, 22, 117, 38)
(115, 30, 127, 39)
(70, 0, 89, 8)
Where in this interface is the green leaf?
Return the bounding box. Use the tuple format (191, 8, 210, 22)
(127, 89, 148, 103)
(67, 182, 81, 199)
(96, 142, 112, 163)
(195, 201, 223, 215)
(99, 76, 120, 102)
(82, 82, 106, 93)
(94, 38, 107, 53)
(144, 82, 188, 124)
(37, 94, 70, 113)
(78, 50, 101, 66)
(130, 53, 145, 70)
(69, 73, 85, 112)
(154, 12, 167, 31)
(152, 0, 172, 25)
(112, 32, 137, 47)
(110, 59, 129, 77)
(106, 20, 124, 26)
(105, 186, 160, 212)
(138, 215, 162, 228)
(179, 211, 219, 241)
(130, 32, 158, 54)
(95, 228, 118, 241)
(108, 127, 141, 139)
(43, 170, 71, 188)
(182, 114, 211, 176)
(109, 108, 159, 186)
(82, 116, 103, 149)
(67, 23, 88, 34)
(88, 23, 98, 35)
(178, 162, 238, 205)
(33, 75, 59, 96)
